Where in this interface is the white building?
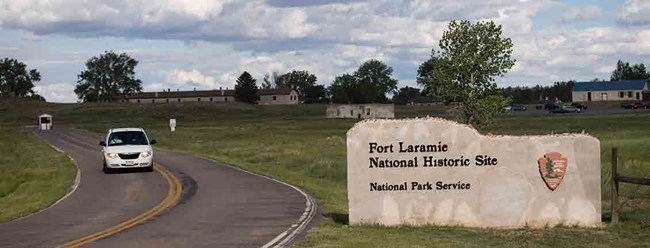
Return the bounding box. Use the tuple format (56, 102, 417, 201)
(572, 80, 649, 102)
(326, 104, 395, 119)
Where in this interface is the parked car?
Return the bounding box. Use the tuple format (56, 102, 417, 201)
(622, 102, 649, 109)
(570, 103, 588, 110)
(633, 102, 648, 109)
(622, 102, 635, 109)
(544, 103, 560, 110)
(563, 105, 581, 113)
(99, 128, 156, 173)
(549, 105, 581, 114)
(508, 103, 527, 111)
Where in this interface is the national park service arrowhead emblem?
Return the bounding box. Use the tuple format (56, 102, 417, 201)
(538, 152, 568, 191)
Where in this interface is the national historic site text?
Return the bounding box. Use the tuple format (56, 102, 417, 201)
(366, 141, 492, 192)
(368, 141, 499, 169)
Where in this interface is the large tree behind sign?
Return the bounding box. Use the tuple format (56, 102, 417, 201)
(74, 51, 143, 102)
(393, 86, 420, 105)
(235, 71, 259, 104)
(262, 73, 273, 89)
(355, 59, 398, 103)
(419, 20, 515, 128)
(0, 57, 44, 100)
(610, 60, 650, 81)
(302, 85, 328, 103)
(329, 59, 398, 103)
(329, 73, 361, 103)
(277, 70, 317, 99)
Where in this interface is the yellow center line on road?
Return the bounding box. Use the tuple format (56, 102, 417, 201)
(56, 163, 182, 248)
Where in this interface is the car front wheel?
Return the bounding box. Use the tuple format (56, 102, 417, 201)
(103, 162, 113, 174)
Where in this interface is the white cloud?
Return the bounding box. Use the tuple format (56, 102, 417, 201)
(2, 0, 650, 102)
(633, 30, 650, 55)
(562, 5, 602, 22)
(596, 65, 612, 74)
(0, 0, 552, 49)
(0, 0, 315, 41)
(33, 83, 76, 103)
(165, 69, 224, 90)
(619, 0, 650, 25)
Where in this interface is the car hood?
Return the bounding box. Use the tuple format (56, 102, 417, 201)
(104, 145, 152, 154)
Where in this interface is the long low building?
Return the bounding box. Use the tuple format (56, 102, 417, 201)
(572, 80, 650, 102)
(122, 88, 299, 105)
(326, 104, 395, 119)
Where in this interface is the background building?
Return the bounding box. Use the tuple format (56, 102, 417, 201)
(258, 88, 299, 105)
(123, 88, 299, 105)
(326, 104, 395, 119)
(572, 80, 649, 102)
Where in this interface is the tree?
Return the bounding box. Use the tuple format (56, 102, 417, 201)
(329, 59, 398, 103)
(271, 71, 284, 89)
(74, 51, 143, 102)
(500, 81, 574, 104)
(329, 74, 362, 103)
(235, 71, 259, 104)
(419, 20, 515, 128)
(355, 59, 398, 102)
(277, 70, 317, 99)
(610, 60, 649, 81)
(0, 57, 42, 99)
(303, 85, 328, 103)
(417, 56, 447, 98)
(393, 86, 420, 105)
(262, 73, 273, 89)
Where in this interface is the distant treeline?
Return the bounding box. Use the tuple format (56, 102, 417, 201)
(501, 81, 575, 104)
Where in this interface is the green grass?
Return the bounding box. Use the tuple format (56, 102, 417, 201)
(0, 127, 77, 222)
(3, 100, 650, 247)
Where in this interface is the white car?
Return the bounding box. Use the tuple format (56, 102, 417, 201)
(99, 128, 156, 173)
(562, 105, 582, 113)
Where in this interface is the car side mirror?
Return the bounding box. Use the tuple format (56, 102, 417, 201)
(150, 139, 157, 145)
(99, 141, 106, 146)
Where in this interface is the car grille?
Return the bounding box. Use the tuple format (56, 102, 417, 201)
(118, 153, 140, 159)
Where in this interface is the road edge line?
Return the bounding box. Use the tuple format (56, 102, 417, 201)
(191, 155, 317, 248)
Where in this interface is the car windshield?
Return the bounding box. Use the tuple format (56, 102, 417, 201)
(107, 131, 148, 146)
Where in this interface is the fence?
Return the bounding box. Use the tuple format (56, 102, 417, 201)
(610, 147, 650, 223)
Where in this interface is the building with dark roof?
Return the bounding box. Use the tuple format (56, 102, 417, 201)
(122, 88, 299, 105)
(256, 88, 299, 105)
(572, 80, 649, 102)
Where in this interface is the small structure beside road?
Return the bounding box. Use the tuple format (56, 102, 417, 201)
(38, 114, 52, 130)
(326, 104, 394, 119)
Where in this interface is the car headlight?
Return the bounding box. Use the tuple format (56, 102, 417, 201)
(141, 151, 152, 158)
(105, 153, 118, 159)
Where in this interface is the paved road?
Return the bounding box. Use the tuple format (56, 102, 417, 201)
(0, 128, 311, 247)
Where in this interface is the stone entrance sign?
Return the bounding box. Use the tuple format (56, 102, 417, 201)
(347, 118, 601, 228)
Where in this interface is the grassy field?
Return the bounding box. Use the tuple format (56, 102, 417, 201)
(0, 127, 77, 222)
(2, 100, 650, 247)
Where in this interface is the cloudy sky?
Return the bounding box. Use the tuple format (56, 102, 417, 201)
(1, 0, 649, 102)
